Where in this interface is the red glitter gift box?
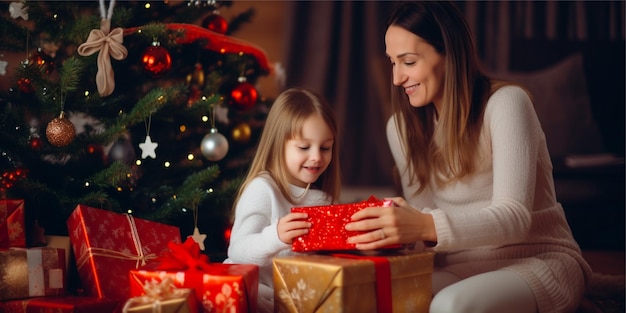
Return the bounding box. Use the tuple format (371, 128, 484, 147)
(66, 204, 181, 300)
(129, 239, 259, 313)
(1, 296, 122, 313)
(291, 196, 401, 252)
(0, 199, 26, 249)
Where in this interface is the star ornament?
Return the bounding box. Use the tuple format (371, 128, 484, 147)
(139, 135, 158, 159)
(189, 227, 207, 251)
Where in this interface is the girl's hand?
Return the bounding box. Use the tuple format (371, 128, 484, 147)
(345, 197, 436, 250)
(277, 212, 311, 244)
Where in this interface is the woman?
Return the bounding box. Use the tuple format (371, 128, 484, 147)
(345, 2, 591, 312)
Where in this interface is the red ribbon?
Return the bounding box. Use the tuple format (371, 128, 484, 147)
(332, 253, 392, 313)
(151, 238, 212, 303)
(123, 23, 272, 73)
(154, 238, 211, 272)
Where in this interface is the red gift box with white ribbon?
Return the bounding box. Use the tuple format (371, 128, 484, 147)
(66, 204, 181, 300)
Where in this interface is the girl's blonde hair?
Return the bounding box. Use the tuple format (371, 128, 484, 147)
(386, 1, 493, 193)
(233, 87, 341, 208)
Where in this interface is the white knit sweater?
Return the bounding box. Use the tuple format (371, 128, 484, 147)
(387, 86, 592, 313)
(223, 173, 331, 313)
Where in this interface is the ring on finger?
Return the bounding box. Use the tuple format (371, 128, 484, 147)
(379, 229, 386, 240)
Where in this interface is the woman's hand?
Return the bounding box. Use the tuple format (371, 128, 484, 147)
(277, 212, 311, 244)
(345, 197, 436, 250)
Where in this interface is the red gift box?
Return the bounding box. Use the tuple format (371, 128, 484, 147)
(0, 247, 66, 301)
(1, 296, 121, 313)
(66, 204, 181, 300)
(129, 239, 259, 313)
(291, 196, 401, 252)
(0, 199, 26, 249)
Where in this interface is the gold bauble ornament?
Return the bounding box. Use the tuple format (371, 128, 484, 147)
(186, 63, 205, 87)
(45, 111, 76, 147)
(231, 122, 251, 144)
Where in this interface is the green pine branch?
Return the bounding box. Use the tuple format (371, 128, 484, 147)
(145, 164, 221, 221)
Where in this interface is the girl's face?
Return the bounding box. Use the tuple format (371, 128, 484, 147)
(385, 25, 445, 110)
(284, 114, 334, 188)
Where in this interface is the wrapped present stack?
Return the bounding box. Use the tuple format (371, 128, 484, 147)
(0, 199, 125, 312)
(128, 238, 259, 313)
(1, 200, 261, 313)
(273, 196, 435, 313)
(0, 199, 66, 302)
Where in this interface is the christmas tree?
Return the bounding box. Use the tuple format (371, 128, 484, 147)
(0, 0, 272, 259)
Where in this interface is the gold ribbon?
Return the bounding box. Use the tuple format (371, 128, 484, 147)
(76, 246, 157, 271)
(76, 214, 156, 271)
(122, 277, 188, 313)
(77, 19, 127, 97)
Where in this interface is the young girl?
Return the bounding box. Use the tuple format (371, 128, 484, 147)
(223, 87, 341, 313)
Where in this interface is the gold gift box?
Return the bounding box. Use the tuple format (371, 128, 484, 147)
(0, 247, 66, 301)
(273, 251, 433, 313)
(123, 288, 197, 313)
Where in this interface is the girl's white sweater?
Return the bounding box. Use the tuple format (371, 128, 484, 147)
(224, 173, 330, 313)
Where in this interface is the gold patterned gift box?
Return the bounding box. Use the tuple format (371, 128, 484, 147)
(123, 277, 198, 313)
(273, 251, 433, 313)
(0, 247, 66, 301)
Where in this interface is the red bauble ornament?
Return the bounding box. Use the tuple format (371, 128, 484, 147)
(202, 14, 228, 34)
(230, 82, 258, 111)
(17, 77, 34, 93)
(29, 137, 43, 150)
(141, 44, 172, 78)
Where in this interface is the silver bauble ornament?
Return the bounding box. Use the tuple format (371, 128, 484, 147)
(108, 137, 136, 164)
(201, 128, 229, 161)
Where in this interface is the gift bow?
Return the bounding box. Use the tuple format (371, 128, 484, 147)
(155, 237, 211, 272)
(123, 277, 187, 313)
(77, 19, 127, 97)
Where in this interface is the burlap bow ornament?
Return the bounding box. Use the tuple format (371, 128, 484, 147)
(9, 2, 28, 20)
(77, 17, 127, 96)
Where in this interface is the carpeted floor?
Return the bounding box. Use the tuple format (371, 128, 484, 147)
(576, 251, 625, 313)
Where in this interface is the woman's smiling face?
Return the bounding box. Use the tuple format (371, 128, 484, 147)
(385, 25, 446, 110)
